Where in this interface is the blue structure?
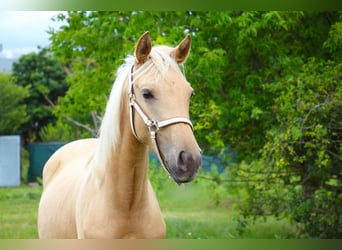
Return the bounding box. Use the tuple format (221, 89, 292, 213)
(0, 135, 21, 187)
(27, 142, 66, 182)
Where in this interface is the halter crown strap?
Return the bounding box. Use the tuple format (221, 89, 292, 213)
(128, 65, 193, 170)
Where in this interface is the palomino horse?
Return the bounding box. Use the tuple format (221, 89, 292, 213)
(37, 32, 202, 239)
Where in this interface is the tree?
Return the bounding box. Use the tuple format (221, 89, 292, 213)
(12, 47, 68, 143)
(225, 13, 342, 238)
(228, 58, 342, 238)
(268, 59, 341, 238)
(0, 73, 29, 134)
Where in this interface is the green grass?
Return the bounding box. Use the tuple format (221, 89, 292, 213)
(0, 185, 41, 238)
(0, 179, 296, 239)
(157, 181, 296, 239)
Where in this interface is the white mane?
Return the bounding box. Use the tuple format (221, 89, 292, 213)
(91, 46, 184, 182)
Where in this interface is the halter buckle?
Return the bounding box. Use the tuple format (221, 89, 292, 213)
(147, 120, 160, 133)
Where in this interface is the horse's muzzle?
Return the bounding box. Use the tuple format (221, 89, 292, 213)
(167, 149, 202, 184)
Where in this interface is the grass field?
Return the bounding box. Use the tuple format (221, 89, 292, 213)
(0, 185, 41, 238)
(0, 177, 296, 239)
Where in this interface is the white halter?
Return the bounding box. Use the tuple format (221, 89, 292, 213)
(128, 65, 193, 173)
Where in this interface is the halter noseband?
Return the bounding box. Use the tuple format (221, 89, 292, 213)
(128, 65, 193, 174)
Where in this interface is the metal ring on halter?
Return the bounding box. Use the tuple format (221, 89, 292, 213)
(147, 120, 160, 133)
(128, 64, 194, 174)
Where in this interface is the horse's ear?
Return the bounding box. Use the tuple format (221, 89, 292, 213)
(171, 34, 192, 64)
(135, 31, 152, 64)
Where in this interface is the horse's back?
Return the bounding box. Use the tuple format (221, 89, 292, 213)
(38, 138, 97, 238)
(41, 138, 97, 187)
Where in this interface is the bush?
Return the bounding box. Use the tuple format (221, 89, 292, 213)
(0, 73, 29, 134)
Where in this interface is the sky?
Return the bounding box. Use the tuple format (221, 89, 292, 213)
(0, 11, 67, 59)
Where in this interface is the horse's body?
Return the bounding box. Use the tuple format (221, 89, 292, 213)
(38, 138, 164, 238)
(38, 32, 201, 239)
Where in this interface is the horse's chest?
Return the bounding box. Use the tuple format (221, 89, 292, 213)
(79, 207, 166, 239)
(126, 213, 166, 238)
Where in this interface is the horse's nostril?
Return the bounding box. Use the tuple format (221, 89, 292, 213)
(172, 149, 202, 183)
(178, 150, 187, 171)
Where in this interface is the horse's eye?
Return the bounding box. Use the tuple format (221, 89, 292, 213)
(142, 89, 154, 99)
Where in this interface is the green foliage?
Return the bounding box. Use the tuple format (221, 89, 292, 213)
(0, 73, 29, 134)
(261, 59, 342, 238)
(230, 58, 342, 238)
(324, 16, 342, 60)
(12, 47, 67, 143)
(40, 119, 75, 142)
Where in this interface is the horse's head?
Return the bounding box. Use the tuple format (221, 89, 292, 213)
(129, 32, 202, 184)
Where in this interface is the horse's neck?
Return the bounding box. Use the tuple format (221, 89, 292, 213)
(101, 95, 149, 211)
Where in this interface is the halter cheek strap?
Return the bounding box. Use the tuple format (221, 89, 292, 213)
(128, 65, 193, 172)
